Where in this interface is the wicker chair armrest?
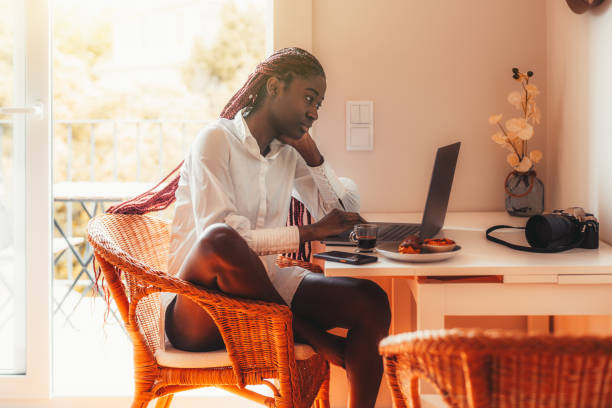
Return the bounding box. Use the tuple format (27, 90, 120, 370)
(88, 232, 291, 319)
(276, 255, 323, 274)
(124, 259, 292, 319)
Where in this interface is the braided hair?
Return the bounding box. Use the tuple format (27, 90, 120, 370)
(107, 47, 325, 260)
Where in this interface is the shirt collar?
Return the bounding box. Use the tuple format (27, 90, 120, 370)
(233, 108, 287, 160)
(232, 108, 249, 144)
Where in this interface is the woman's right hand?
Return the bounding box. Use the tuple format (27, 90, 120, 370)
(299, 208, 366, 243)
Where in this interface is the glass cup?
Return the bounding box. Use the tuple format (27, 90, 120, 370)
(349, 223, 378, 253)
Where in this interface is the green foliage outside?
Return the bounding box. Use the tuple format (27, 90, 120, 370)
(0, 1, 265, 283)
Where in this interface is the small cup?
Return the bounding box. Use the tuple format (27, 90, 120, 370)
(349, 224, 378, 253)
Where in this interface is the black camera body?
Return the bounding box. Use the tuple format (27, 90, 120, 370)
(525, 207, 599, 250)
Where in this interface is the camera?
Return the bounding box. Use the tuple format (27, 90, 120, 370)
(525, 207, 599, 250)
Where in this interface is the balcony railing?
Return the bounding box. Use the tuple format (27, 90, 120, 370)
(51, 118, 208, 326)
(54, 119, 209, 182)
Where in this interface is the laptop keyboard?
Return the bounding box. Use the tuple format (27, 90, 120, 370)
(378, 224, 420, 241)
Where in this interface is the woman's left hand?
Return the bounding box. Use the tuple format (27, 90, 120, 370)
(278, 132, 323, 167)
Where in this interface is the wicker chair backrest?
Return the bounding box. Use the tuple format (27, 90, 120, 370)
(90, 214, 172, 357)
(380, 329, 612, 408)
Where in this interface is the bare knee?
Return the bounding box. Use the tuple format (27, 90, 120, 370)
(352, 280, 391, 335)
(181, 223, 249, 285)
(189, 223, 279, 302)
(197, 223, 248, 259)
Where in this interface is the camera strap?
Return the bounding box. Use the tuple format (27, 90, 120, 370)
(485, 225, 585, 253)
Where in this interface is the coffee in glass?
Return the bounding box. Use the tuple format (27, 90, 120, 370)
(349, 224, 378, 253)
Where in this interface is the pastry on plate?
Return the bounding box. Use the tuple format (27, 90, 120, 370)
(422, 238, 456, 253)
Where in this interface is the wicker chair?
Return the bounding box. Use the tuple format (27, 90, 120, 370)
(87, 213, 329, 408)
(379, 328, 612, 408)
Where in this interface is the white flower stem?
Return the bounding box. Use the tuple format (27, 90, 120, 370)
(497, 122, 521, 158)
(521, 81, 529, 158)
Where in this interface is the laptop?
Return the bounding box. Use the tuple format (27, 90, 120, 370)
(323, 141, 461, 245)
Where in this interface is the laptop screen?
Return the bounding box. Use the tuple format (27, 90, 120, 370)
(420, 142, 461, 238)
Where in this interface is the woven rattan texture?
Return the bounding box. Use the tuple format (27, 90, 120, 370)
(88, 213, 329, 408)
(379, 329, 612, 408)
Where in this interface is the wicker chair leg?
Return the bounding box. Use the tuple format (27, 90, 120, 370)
(154, 394, 174, 408)
(313, 371, 330, 408)
(219, 385, 276, 407)
(408, 376, 421, 408)
(131, 395, 152, 408)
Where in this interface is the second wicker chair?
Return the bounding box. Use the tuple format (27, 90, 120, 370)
(380, 328, 612, 408)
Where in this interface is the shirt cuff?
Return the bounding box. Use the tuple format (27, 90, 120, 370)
(307, 160, 347, 203)
(246, 225, 300, 255)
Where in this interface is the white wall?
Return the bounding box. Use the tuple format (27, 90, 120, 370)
(312, 0, 547, 213)
(546, 0, 612, 336)
(546, 0, 612, 244)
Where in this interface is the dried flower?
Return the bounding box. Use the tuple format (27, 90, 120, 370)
(489, 67, 542, 172)
(507, 152, 520, 167)
(489, 114, 503, 124)
(507, 92, 523, 109)
(516, 123, 534, 141)
(530, 105, 541, 125)
(506, 118, 526, 132)
(491, 132, 506, 145)
(529, 150, 543, 163)
(515, 156, 533, 173)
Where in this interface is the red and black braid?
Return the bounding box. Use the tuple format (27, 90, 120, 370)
(220, 47, 324, 120)
(285, 197, 312, 261)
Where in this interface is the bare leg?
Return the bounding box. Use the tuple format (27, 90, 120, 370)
(293, 316, 347, 368)
(165, 223, 284, 351)
(291, 274, 391, 408)
(164, 222, 382, 405)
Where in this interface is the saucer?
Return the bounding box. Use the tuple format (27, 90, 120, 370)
(376, 242, 462, 263)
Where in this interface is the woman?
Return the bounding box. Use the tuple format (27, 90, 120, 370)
(111, 47, 390, 408)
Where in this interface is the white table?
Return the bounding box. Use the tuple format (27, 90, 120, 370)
(324, 212, 612, 333)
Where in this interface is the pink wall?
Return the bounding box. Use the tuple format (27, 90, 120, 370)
(305, 2, 547, 406)
(311, 0, 547, 213)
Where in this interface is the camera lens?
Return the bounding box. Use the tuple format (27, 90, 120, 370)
(526, 214, 578, 248)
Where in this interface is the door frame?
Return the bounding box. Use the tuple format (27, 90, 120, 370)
(0, 0, 52, 398)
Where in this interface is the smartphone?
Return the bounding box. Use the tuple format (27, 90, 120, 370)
(313, 251, 378, 265)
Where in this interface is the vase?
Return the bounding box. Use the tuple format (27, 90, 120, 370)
(504, 170, 544, 217)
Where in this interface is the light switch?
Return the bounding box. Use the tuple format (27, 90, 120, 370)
(350, 127, 371, 149)
(359, 104, 370, 123)
(346, 101, 373, 151)
(350, 104, 361, 124)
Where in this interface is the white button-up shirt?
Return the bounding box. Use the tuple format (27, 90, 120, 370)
(168, 109, 359, 305)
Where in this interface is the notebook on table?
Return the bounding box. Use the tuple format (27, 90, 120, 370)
(323, 141, 461, 245)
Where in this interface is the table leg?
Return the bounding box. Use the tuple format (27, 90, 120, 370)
(404, 279, 447, 397)
(407, 279, 445, 331)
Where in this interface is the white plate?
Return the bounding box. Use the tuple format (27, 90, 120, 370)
(375, 242, 462, 263)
